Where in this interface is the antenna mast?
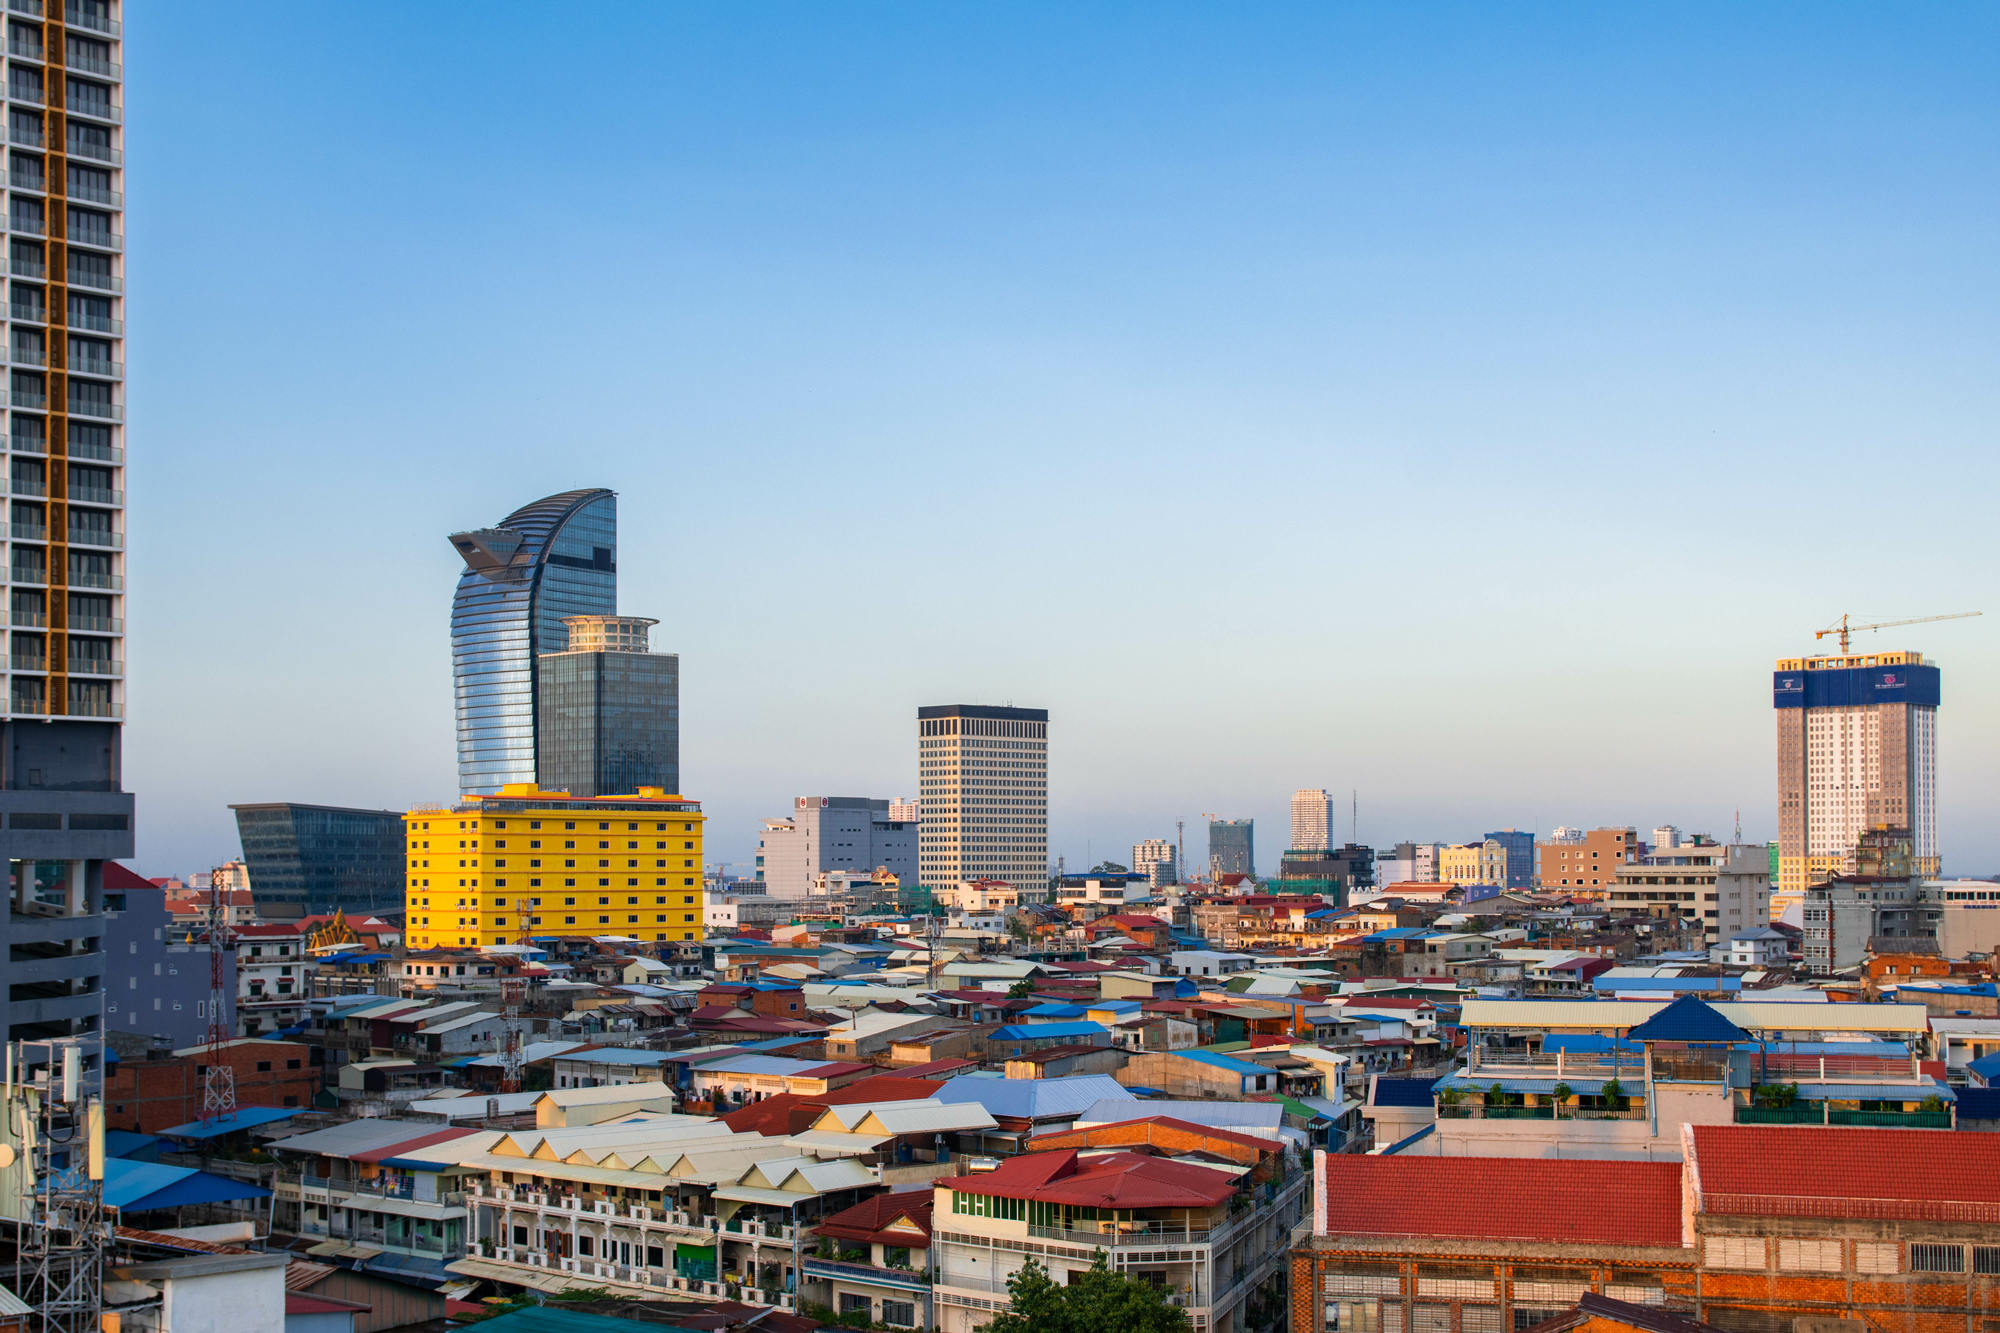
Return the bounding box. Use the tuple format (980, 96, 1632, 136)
(202, 869, 236, 1125)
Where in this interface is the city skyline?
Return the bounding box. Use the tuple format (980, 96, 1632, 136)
(122, 5, 2000, 878)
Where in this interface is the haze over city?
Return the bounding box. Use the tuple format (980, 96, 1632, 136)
(126, 4, 2000, 875)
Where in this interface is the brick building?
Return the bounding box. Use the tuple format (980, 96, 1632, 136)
(1292, 1126, 2000, 1333)
(103, 1038, 324, 1133)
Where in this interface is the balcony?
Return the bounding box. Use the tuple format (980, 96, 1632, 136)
(65, 699, 120, 719)
(66, 270, 120, 294)
(68, 100, 120, 125)
(10, 523, 46, 540)
(1736, 1105, 1950, 1129)
(802, 1257, 932, 1292)
(9, 259, 45, 279)
(8, 697, 45, 715)
(69, 360, 121, 381)
(69, 313, 118, 335)
(4, 84, 39, 106)
(10, 436, 46, 454)
(10, 480, 44, 496)
(69, 616, 118, 633)
(67, 398, 121, 420)
(64, 139, 119, 166)
(9, 657, 45, 672)
(64, 7, 120, 37)
(6, 38, 40, 63)
(10, 568, 45, 587)
(68, 488, 120, 506)
(8, 127, 42, 150)
(9, 392, 45, 410)
(9, 307, 43, 326)
(68, 441, 118, 464)
(7, 217, 42, 237)
(67, 571, 118, 590)
(9, 349, 43, 367)
(11, 612, 44, 627)
(65, 658, 119, 676)
(6, 172, 44, 194)
(65, 53, 118, 79)
(66, 182, 118, 207)
(67, 231, 121, 253)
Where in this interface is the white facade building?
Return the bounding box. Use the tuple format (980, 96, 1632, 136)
(1291, 789, 1333, 851)
(756, 797, 919, 899)
(1132, 838, 1177, 887)
(917, 705, 1047, 891)
(1653, 825, 1682, 850)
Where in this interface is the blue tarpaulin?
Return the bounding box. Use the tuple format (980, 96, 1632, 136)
(155, 1107, 306, 1139)
(103, 1158, 271, 1212)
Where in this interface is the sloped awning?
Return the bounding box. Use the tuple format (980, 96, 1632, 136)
(103, 1159, 271, 1212)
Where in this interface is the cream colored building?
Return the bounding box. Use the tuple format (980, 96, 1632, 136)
(917, 706, 1047, 890)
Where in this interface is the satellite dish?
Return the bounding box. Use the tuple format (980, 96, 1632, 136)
(0, 1143, 17, 1168)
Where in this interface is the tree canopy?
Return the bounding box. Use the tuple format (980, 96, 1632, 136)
(980, 1254, 1193, 1333)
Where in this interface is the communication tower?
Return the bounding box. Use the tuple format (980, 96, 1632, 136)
(202, 868, 236, 1124)
(8, 1039, 107, 1333)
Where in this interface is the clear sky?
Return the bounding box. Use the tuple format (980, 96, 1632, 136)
(126, 4, 2000, 879)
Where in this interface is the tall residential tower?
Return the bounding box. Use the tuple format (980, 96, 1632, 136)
(917, 705, 1047, 890)
(1291, 789, 1333, 851)
(537, 614, 679, 798)
(0, 0, 131, 1080)
(1774, 649, 1941, 895)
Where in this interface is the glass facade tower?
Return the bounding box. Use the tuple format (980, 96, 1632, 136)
(538, 615, 679, 799)
(449, 489, 616, 795)
(229, 802, 406, 918)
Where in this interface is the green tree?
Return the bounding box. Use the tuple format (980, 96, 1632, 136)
(980, 1254, 1193, 1333)
(1006, 979, 1036, 999)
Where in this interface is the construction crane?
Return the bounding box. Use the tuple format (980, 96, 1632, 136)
(1815, 611, 1981, 655)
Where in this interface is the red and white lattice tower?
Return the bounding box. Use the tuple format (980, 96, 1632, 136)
(498, 977, 525, 1094)
(201, 868, 236, 1124)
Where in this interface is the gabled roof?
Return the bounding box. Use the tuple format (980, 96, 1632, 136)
(1689, 1125, 2000, 1219)
(988, 1021, 1108, 1041)
(814, 1190, 935, 1247)
(937, 1149, 1238, 1208)
(1321, 1154, 1682, 1246)
(1625, 997, 1751, 1044)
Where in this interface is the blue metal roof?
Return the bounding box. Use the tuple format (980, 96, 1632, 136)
(1968, 1052, 2000, 1083)
(931, 1073, 1134, 1119)
(155, 1107, 307, 1139)
(1783, 1082, 1955, 1103)
(1173, 1050, 1272, 1077)
(1625, 996, 1751, 1044)
(103, 1158, 271, 1211)
(988, 1021, 1107, 1042)
(1021, 1003, 1087, 1019)
(1593, 975, 1742, 992)
(1957, 1087, 2000, 1119)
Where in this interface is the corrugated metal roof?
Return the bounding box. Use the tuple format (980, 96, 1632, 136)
(1461, 999, 1930, 1035)
(988, 1021, 1108, 1041)
(931, 1073, 1133, 1119)
(1786, 1082, 1955, 1102)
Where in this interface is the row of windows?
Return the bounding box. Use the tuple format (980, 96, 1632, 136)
(411, 818, 698, 832)
(423, 914, 697, 926)
(412, 839, 691, 850)
(410, 877, 697, 889)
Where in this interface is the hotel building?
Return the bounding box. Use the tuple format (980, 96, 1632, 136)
(403, 785, 705, 949)
(1773, 650, 1940, 896)
(1290, 789, 1333, 851)
(916, 705, 1046, 891)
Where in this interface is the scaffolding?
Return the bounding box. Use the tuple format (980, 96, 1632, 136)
(6, 1038, 106, 1333)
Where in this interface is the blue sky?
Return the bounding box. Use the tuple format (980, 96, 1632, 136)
(126, 4, 2000, 878)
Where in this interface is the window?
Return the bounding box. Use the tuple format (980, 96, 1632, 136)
(839, 1296, 870, 1316)
(1777, 1239, 1842, 1272)
(1852, 1242, 1899, 1274)
(287, 1059, 301, 1070)
(1973, 1247, 2000, 1276)
(882, 1301, 916, 1327)
(1703, 1238, 1765, 1270)
(1910, 1244, 1963, 1273)
(256, 1061, 272, 1073)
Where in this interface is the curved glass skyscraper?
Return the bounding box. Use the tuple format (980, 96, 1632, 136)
(449, 489, 617, 794)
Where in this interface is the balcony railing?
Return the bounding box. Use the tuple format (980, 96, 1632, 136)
(802, 1257, 932, 1290)
(68, 398, 121, 419)
(66, 270, 121, 294)
(5, 38, 40, 62)
(69, 361, 121, 381)
(65, 54, 118, 79)
(69, 488, 120, 506)
(67, 183, 119, 207)
(11, 524, 46, 540)
(69, 441, 119, 463)
(10, 259, 46, 279)
(64, 139, 119, 166)
(65, 658, 119, 676)
(5, 0, 37, 20)
(6, 84, 40, 104)
(11, 392, 46, 411)
(8, 127, 41, 149)
(64, 700, 120, 718)
(10, 480, 44, 496)
(69, 616, 118, 633)
(68, 571, 121, 590)
(9, 350, 43, 368)
(1737, 1105, 1949, 1129)
(11, 612, 45, 627)
(64, 7, 120, 37)
(70, 313, 120, 335)
(8, 698, 46, 715)
(68, 100, 118, 123)
(7, 217, 43, 235)
(9, 306, 43, 325)
(9, 657, 45, 673)
(7, 172, 43, 193)
(67, 232, 121, 253)
(11, 567, 46, 586)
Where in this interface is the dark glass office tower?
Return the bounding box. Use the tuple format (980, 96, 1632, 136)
(449, 489, 616, 794)
(1208, 818, 1255, 878)
(229, 802, 406, 918)
(537, 616, 679, 797)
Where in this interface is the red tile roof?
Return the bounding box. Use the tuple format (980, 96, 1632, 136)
(889, 1058, 978, 1079)
(719, 1093, 806, 1136)
(816, 1076, 944, 1105)
(1320, 1154, 1683, 1247)
(1689, 1125, 2000, 1222)
(814, 1191, 935, 1247)
(939, 1149, 1239, 1209)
